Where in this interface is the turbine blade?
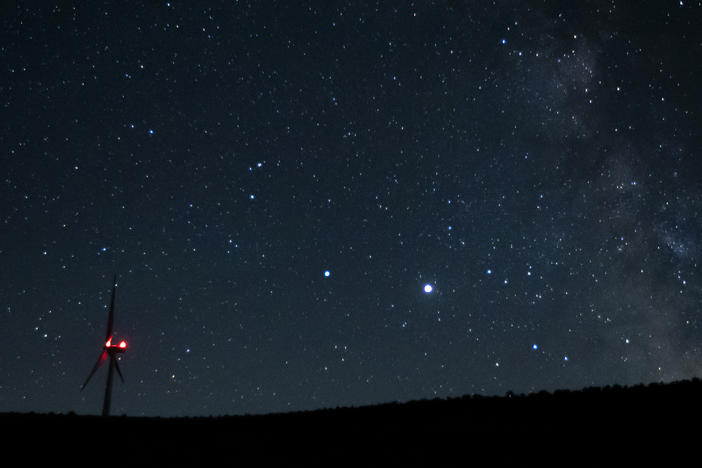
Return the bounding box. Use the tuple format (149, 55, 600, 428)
(105, 274, 117, 341)
(81, 350, 107, 391)
(114, 358, 125, 384)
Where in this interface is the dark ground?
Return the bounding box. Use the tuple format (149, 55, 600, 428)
(5, 379, 700, 464)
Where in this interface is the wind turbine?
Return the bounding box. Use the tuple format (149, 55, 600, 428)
(81, 274, 128, 416)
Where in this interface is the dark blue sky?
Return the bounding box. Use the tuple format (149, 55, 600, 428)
(1, 1, 701, 416)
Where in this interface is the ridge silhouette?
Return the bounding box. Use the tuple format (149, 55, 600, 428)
(5, 378, 701, 463)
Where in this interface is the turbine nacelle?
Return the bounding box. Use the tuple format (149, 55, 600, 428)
(105, 337, 127, 352)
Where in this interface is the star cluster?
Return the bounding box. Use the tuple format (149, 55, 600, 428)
(1, 1, 701, 416)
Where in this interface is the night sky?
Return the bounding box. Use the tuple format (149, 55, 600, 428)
(1, 1, 701, 417)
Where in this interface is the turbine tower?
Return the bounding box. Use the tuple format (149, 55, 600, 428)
(81, 274, 128, 416)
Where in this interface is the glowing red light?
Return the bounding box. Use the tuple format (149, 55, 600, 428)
(105, 338, 112, 348)
(119, 341, 127, 349)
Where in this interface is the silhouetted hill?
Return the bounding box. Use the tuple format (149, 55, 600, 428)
(4, 379, 701, 464)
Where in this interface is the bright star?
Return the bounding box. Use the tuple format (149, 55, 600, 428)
(423, 284, 433, 293)
(323, 270, 331, 277)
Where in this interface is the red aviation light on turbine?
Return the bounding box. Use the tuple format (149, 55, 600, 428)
(104, 337, 126, 349)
